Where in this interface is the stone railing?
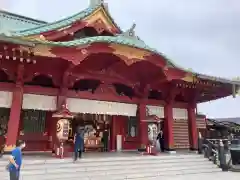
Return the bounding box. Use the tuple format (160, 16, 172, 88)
(199, 138, 240, 172)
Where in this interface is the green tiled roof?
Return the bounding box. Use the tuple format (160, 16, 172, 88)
(0, 10, 47, 32)
(41, 35, 178, 68)
(11, 4, 121, 37)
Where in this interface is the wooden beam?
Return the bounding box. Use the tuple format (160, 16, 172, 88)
(71, 71, 134, 87)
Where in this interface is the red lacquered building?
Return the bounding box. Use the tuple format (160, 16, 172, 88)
(0, 1, 239, 153)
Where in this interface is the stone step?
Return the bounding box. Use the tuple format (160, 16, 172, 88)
(0, 159, 213, 175)
(0, 154, 222, 180)
(2, 164, 221, 180)
(0, 156, 207, 171)
(0, 153, 203, 165)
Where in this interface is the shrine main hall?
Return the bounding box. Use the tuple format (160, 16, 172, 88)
(0, 0, 239, 153)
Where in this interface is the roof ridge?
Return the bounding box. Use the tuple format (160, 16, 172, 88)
(0, 10, 47, 25)
(11, 4, 101, 36)
(11, 2, 123, 37)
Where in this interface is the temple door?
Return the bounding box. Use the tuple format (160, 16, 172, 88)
(122, 116, 138, 150)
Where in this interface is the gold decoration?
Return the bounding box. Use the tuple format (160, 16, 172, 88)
(182, 74, 198, 83)
(4, 145, 16, 152)
(19, 45, 57, 57)
(33, 45, 57, 57)
(20, 34, 48, 42)
(109, 44, 151, 64)
(84, 7, 116, 32)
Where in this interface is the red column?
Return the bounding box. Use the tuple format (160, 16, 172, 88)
(45, 112, 54, 150)
(5, 65, 24, 152)
(164, 101, 175, 151)
(110, 116, 117, 151)
(139, 103, 148, 149)
(5, 85, 23, 152)
(188, 103, 198, 150)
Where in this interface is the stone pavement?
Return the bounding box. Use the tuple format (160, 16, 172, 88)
(146, 172, 239, 180)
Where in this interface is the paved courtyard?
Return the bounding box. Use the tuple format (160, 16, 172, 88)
(146, 172, 239, 180)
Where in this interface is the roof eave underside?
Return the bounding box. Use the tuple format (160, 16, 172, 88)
(0, 34, 240, 88)
(196, 74, 240, 86)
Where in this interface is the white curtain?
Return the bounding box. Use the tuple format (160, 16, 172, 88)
(173, 108, 188, 119)
(66, 98, 137, 116)
(146, 105, 164, 118)
(0, 91, 12, 108)
(22, 94, 57, 111)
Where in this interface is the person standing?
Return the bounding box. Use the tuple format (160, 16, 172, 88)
(157, 129, 164, 152)
(102, 128, 109, 152)
(8, 140, 25, 180)
(74, 125, 85, 161)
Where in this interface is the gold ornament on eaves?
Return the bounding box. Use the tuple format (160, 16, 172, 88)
(109, 44, 151, 65)
(181, 74, 198, 83)
(20, 34, 48, 42)
(19, 45, 57, 58)
(84, 6, 115, 31)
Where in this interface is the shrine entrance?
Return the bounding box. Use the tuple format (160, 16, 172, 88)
(67, 113, 112, 152)
(19, 109, 51, 151)
(0, 108, 10, 154)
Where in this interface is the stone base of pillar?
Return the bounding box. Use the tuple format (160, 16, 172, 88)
(189, 150, 198, 154)
(165, 148, 176, 154)
(166, 150, 176, 154)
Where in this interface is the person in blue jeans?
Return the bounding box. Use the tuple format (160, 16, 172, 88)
(74, 125, 85, 161)
(8, 140, 25, 180)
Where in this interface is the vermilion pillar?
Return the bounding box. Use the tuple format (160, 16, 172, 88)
(5, 65, 24, 152)
(110, 116, 117, 151)
(188, 103, 198, 150)
(164, 101, 175, 151)
(138, 103, 148, 148)
(163, 88, 176, 152)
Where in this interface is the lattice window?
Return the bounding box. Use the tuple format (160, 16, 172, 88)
(22, 110, 46, 133)
(127, 116, 138, 137)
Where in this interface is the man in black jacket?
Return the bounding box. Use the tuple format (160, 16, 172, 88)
(157, 129, 164, 152)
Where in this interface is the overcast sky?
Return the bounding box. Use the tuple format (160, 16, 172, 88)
(2, 0, 240, 118)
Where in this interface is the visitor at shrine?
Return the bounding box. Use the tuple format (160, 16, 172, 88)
(74, 125, 85, 161)
(102, 128, 109, 152)
(157, 129, 164, 152)
(7, 140, 25, 180)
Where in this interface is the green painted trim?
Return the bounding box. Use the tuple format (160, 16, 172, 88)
(11, 5, 100, 36)
(0, 10, 47, 25)
(0, 35, 35, 46)
(11, 4, 122, 37)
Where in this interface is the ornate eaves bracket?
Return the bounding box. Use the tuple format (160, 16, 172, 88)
(119, 23, 145, 43)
